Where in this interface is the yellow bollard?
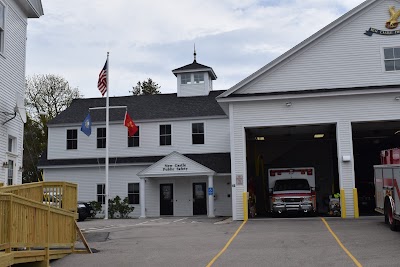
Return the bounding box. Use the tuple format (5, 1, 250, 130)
(243, 192, 248, 221)
(353, 188, 359, 218)
(340, 189, 346, 218)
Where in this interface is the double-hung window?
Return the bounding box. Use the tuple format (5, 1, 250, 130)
(194, 73, 204, 84)
(384, 47, 400, 71)
(0, 1, 5, 54)
(97, 128, 106, 148)
(192, 123, 204, 144)
(181, 74, 191, 84)
(128, 183, 140, 204)
(160, 124, 171, 146)
(128, 126, 140, 147)
(66, 129, 77, 149)
(97, 184, 106, 204)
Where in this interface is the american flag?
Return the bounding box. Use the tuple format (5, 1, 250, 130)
(98, 60, 107, 96)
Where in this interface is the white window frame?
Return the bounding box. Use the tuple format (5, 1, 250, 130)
(0, 0, 6, 56)
(381, 46, 400, 72)
(128, 125, 140, 148)
(97, 127, 106, 149)
(159, 123, 172, 146)
(194, 73, 204, 84)
(7, 135, 16, 153)
(128, 183, 140, 204)
(191, 121, 205, 145)
(181, 73, 191, 84)
(66, 129, 78, 150)
(97, 184, 106, 204)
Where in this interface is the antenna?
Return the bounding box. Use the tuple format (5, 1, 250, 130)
(2, 94, 26, 125)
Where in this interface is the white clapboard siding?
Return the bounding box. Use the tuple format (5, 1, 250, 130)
(47, 118, 230, 160)
(230, 91, 400, 219)
(0, 0, 29, 184)
(237, 0, 400, 95)
(43, 165, 148, 218)
(177, 73, 211, 97)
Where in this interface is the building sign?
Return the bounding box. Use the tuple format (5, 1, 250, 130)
(365, 6, 400, 36)
(162, 163, 188, 172)
(236, 175, 243, 186)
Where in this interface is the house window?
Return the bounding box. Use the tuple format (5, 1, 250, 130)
(181, 74, 191, 84)
(0, 2, 4, 54)
(384, 47, 400, 71)
(160, 124, 171, 146)
(66, 129, 77, 150)
(128, 126, 139, 147)
(192, 123, 204, 144)
(7, 159, 13, 185)
(128, 183, 139, 204)
(97, 128, 106, 148)
(97, 184, 106, 204)
(8, 136, 15, 153)
(194, 73, 204, 84)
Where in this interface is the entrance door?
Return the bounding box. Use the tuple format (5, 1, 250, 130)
(193, 183, 207, 215)
(160, 184, 173, 215)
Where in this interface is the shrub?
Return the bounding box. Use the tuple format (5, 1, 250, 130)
(108, 195, 134, 219)
(89, 201, 103, 218)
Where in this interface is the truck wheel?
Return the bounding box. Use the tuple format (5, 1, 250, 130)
(387, 205, 397, 231)
(384, 199, 389, 224)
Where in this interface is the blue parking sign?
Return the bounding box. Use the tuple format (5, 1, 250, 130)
(208, 187, 214, 195)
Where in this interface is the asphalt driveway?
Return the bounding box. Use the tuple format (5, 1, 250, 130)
(50, 216, 400, 267)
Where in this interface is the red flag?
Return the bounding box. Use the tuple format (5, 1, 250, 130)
(124, 111, 138, 137)
(98, 60, 107, 96)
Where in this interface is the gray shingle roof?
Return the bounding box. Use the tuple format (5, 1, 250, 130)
(38, 152, 231, 174)
(48, 90, 226, 125)
(172, 60, 217, 80)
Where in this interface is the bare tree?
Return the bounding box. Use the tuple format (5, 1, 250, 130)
(26, 74, 81, 121)
(23, 74, 81, 183)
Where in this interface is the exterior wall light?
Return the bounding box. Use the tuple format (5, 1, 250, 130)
(395, 97, 400, 101)
(286, 102, 292, 107)
(2, 162, 9, 168)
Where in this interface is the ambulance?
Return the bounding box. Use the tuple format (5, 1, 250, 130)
(268, 167, 317, 215)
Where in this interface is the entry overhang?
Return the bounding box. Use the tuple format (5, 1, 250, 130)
(137, 151, 215, 178)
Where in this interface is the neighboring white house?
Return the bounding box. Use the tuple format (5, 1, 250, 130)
(39, 57, 233, 218)
(40, 0, 400, 220)
(0, 0, 43, 185)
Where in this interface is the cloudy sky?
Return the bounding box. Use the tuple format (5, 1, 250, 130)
(26, 0, 365, 98)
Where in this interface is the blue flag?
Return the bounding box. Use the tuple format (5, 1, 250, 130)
(81, 113, 92, 136)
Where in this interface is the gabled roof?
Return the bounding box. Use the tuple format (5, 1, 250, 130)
(137, 151, 215, 177)
(217, 0, 378, 99)
(172, 60, 217, 80)
(48, 90, 226, 126)
(16, 0, 44, 18)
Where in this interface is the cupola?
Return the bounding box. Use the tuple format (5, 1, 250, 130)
(172, 46, 217, 97)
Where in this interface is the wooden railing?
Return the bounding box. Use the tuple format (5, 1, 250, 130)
(0, 182, 77, 213)
(0, 193, 78, 266)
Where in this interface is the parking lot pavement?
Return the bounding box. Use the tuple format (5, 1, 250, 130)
(52, 216, 400, 267)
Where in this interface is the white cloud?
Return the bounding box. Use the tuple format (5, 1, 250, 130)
(26, 0, 365, 98)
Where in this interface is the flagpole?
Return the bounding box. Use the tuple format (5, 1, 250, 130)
(105, 52, 110, 220)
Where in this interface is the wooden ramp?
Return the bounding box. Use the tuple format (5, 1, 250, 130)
(0, 182, 91, 267)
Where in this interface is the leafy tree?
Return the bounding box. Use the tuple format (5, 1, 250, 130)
(23, 74, 81, 183)
(131, 78, 161, 95)
(22, 115, 46, 183)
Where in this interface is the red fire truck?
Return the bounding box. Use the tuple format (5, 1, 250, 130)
(374, 148, 400, 231)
